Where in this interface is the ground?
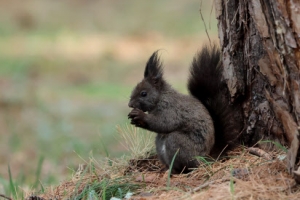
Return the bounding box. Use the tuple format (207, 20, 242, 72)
(27, 146, 300, 200)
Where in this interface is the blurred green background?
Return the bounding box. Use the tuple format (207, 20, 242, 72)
(0, 0, 218, 194)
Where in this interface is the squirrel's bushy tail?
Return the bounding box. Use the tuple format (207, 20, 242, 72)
(188, 44, 242, 155)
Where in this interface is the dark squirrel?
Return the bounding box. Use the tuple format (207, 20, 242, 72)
(128, 45, 241, 173)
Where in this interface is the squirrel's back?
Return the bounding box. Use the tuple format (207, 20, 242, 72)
(188, 44, 243, 155)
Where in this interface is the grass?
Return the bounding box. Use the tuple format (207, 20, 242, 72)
(3, 157, 45, 199)
(33, 155, 44, 191)
(196, 156, 214, 168)
(72, 178, 140, 200)
(27, 143, 300, 199)
(0, 0, 219, 198)
(167, 149, 179, 189)
(259, 140, 288, 152)
(8, 165, 18, 199)
(117, 124, 155, 159)
(28, 126, 153, 199)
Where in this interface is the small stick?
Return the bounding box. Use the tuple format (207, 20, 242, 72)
(0, 194, 12, 200)
(193, 178, 231, 192)
(199, 0, 212, 47)
(216, 144, 228, 162)
(248, 147, 272, 160)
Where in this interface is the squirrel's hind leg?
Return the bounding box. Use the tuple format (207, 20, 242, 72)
(155, 132, 207, 174)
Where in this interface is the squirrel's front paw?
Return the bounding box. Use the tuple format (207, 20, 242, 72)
(128, 108, 147, 128)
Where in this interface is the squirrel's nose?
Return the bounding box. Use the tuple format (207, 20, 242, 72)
(128, 101, 133, 108)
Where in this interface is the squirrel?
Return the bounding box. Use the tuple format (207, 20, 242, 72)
(128, 44, 242, 173)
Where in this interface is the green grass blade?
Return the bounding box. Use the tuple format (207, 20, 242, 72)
(117, 187, 123, 198)
(196, 156, 213, 169)
(73, 166, 89, 198)
(33, 155, 44, 189)
(102, 186, 106, 200)
(8, 165, 17, 199)
(99, 140, 110, 158)
(259, 140, 288, 152)
(167, 149, 179, 188)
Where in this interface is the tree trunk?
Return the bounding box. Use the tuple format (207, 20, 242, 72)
(215, 0, 300, 172)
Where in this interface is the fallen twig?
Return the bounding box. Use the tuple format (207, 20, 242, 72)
(193, 178, 232, 192)
(248, 147, 272, 161)
(0, 194, 12, 200)
(199, 0, 212, 47)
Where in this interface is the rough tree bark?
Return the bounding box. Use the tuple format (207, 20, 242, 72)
(215, 0, 300, 173)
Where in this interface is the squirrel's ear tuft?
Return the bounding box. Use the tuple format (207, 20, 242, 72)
(144, 51, 163, 84)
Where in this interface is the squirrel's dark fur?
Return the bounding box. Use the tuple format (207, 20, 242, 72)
(188, 45, 240, 155)
(128, 45, 241, 173)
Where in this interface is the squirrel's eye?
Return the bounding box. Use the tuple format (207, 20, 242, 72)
(140, 91, 147, 97)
